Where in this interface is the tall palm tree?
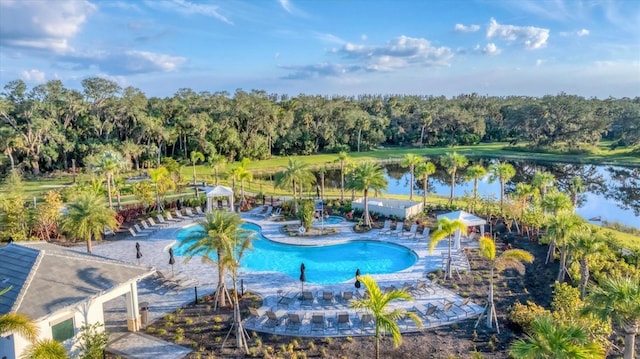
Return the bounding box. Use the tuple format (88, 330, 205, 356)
(350, 275, 422, 359)
(148, 166, 171, 212)
(569, 176, 585, 212)
(234, 158, 253, 208)
(22, 339, 69, 359)
(219, 217, 254, 354)
(401, 153, 423, 201)
(532, 171, 556, 200)
(179, 210, 247, 309)
(477, 237, 533, 332)
(441, 152, 469, 205)
(582, 276, 640, 359)
(335, 151, 351, 202)
(345, 162, 388, 228)
(465, 164, 487, 212)
(275, 158, 315, 215)
(415, 161, 436, 208)
(544, 212, 586, 280)
(429, 217, 467, 280)
(488, 162, 516, 212)
(509, 315, 605, 359)
(61, 192, 117, 254)
(92, 150, 126, 209)
(208, 153, 227, 186)
(0, 313, 39, 343)
(190, 150, 205, 198)
(569, 227, 610, 299)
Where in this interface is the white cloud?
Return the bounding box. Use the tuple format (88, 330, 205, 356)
(20, 69, 46, 83)
(483, 43, 501, 55)
(487, 18, 549, 49)
(55, 49, 187, 75)
(361, 34, 368, 41)
(338, 36, 454, 70)
(145, 0, 233, 25)
(454, 23, 480, 33)
(0, 0, 96, 53)
(124, 51, 186, 72)
(278, 0, 307, 17)
(577, 28, 590, 36)
(316, 33, 346, 44)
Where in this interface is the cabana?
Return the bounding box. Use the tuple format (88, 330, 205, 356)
(203, 185, 235, 213)
(437, 210, 487, 249)
(351, 197, 423, 220)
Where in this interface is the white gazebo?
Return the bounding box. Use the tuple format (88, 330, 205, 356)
(437, 210, 487, 249)
(203, 185, 234, 213)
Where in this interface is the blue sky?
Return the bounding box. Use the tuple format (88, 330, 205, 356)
(1, 0, 639, 98)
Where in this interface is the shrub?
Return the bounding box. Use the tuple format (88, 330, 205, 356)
(508, 300, 550, 333)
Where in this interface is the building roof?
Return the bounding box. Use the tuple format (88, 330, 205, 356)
(437, 210, 487, 226)
(0, 242, 154, 320)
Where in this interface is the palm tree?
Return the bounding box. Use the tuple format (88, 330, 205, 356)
(544, 212, 585, 280)
(350, 275, 422, 359)
(415, 161, 436, 208)
(179, 210, 246, 309)
(219, 216, 254, 354)
(465, 164, 487, 212)
(190, 150, 205, 198)
(509, 315, 605, 359)
(22, 339, 69, 359)
(532, 171, 555, 200)
(582, 276, 640, 359)
(0, 313, 39, 343)
(61, 192, 117, 254)
(401, 153, 423, 201)
(429, 217, 467, 280)
(148, 166, 171, 212)
(541, 192, 573, 215)
(488, 162, 516, 212)
(275, 158, 315, 215)
(477, 237, 533, 332)
(441, 152, 469, 205)
(569, 176, 585, 212)
(345, 162, 388, 228)
(569, 227, 609, 299)
(208, 153, 227, 186)
(335, 151, 351, 202)
(92, 150, 126, 209)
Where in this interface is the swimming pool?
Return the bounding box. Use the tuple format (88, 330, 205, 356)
(174, 222, 417, 284)
(312, 216, 345, 226)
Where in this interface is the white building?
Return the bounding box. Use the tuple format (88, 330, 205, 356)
(0, 242, 154, 359)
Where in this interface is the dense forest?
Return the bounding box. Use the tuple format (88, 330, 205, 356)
(1, 77, 638, 176)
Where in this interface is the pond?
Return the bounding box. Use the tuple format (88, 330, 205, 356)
(325, 160, 639, 229)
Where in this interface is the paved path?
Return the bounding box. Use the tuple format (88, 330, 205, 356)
(90, 209, 481, 357)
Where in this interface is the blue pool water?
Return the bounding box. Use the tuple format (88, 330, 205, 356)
(175, 222, 417, 284)
(312, 216, 344, 226)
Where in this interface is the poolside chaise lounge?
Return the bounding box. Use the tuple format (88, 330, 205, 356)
(377, 220, 392, 235)
(359, 313, 374, 333)
(246, 307, 266, 327)
(321, 291, 335, 306)
(174, 210, 189, 220)
(128, 227, 150, 238)
(264, 310, 285, 328)
(413, 303, 439, 326)
(155, 270, 199, 290)
(133, 223, 154, 235)
(184, 207, 198, 218)
(285, 313, 302, 332)
(195, 206, 206, 216)
(337, 312, 351, 332)
(301, 291, 315, 307)
(147, 217, 167, 229)
(400, 224, 418, 238)
(165, 211, 182, 222)
(414, 227, 431, 240)
(156, 213, 175, 225)
(256, 206, 273, 218)
(311, 313, 326, 333)
(389, 222, 404, 236)
(140, 219, 158, 232)
(340, 291, 354, 304)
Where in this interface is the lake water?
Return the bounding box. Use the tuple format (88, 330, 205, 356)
(326, 160, 639, 229)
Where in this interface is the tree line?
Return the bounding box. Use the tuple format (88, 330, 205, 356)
(1, 77, 639, 176)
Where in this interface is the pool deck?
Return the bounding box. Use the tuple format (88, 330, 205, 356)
(91, 209, 482, 356)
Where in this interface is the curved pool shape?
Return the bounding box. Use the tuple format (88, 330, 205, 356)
(312, 215, 345, 226)
(175, 222, 417, 284)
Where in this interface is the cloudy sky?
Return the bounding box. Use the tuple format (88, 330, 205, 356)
(1, 0, 639, 98)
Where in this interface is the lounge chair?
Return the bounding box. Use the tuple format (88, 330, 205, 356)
(285, 313, 302, 332)
(184, 208, 198, 218)
(147, 217, 167, 229)
(411, 279, 434, 296)
(155, 270, 194, 289)
(389, 222, 404, 236)
(336, 312, 351, 332)
(414, 227, 431, 240)
(311, 313, 326, 332)
(455, 297, 476, 317)
(414, 303, 439, 326)
(164, 211, 181, 222)
(321, 291, 335, 306)
(359, 313, 374, 333)
(301, 291, 315, 307)
(128, 227, 150, 238)
(264, 310, 282, 328)
(134, 224, 154, 234)
(278, 292, 293, 308)
(340, 291, 354, 304)
(174, 210, 188, 220)
(436, 301, 456, 321)
(257, 206, 273, 218)
(270, 207, 282, 219)
(195, 206, 206, 216)
(377, 220, 392, 235)
(140, 220, 158, 232)
(156, 214, 174, 226)
(400, 224, 418, 238)
(246, 307, 265, 327)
